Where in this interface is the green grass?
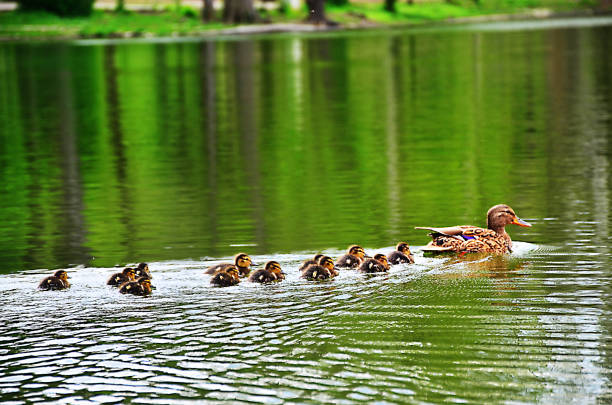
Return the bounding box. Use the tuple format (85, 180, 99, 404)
(0, 0, 600, 40)
(0, 9, 228, 39)
(327, 0, 598, 25)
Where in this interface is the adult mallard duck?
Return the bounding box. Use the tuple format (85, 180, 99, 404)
(38, 270, 70, 290)
(416, 204, 531, 254)
(249, 261, 285, 283)
(388, 242, 414, 265)
(335, 245, 366, 268)
(107, 267, 136, 287)
(205, 253, 253, 278)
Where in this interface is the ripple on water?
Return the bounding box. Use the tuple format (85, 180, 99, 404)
(0, 243, 609, 403)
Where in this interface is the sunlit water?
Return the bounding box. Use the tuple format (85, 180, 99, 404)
(1, 16, 612, 404)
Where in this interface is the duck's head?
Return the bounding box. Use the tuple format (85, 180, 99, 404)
(348, 245, 365, 259)
(313, 254, 324, 262)
(374, 254, 389, 270)
(396, 242, 411, 255)
(138, 276, 152, 294)
(122, 267, 136, 280)
(234, 253, 252, 269)
(264, 261, 284, 279)
(487, 204, 531, 232)
(318, 255, 336, 272)
(136, 262, 149, 274)
(54, 270, 70, 283)
(226, 265, 241, 282)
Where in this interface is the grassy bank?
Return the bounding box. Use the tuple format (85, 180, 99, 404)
(0, 0, 601, 39)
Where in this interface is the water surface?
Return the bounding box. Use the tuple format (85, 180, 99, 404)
(0, 17, 611, 404)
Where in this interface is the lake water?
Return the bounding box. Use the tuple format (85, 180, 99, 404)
(0, 17, 611, 404)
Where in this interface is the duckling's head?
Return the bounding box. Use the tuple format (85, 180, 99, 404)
(226, 265, 241, 282)
(122, 267, 136, 280)
(234, 253, 252, 269)
(313, 254, 324, 262)
(396, 242, 411, 255)
(348, 245, 365, 259)
(138, 276, 152, 294)
(264, 261, 284, 278)
(374, 254, 389, 269)
(487, 204, 531, 232)
(137, 262, 149, 272)
(54, 270, 70, 283)
(318, 255, 335, 272)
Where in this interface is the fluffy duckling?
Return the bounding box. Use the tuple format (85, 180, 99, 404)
(210, 265, 240, 287)
(298, 254, 325, 272)
(373, 253, 390, 270)
(358, 256, 387, 273)
(107, 267, 136, 287)
(38, 270, 70, 290)
(301, 264, 333, 281)
(119, 276, 152, 296)
(205, 253, 253, 278)
(317, 255, 339, 276)
(387, 242, 414, 265)
(134, 262, 152, 279)
(301, 256, 338, 281)
(335, 245, 366, 268)
(249, 261, 285, 283)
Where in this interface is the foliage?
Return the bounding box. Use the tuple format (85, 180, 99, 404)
(0, 0, 600, 39)
(17, 0, 94, 16)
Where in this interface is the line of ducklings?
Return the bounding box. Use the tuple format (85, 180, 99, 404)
(206, 242, 414, 286)
(38, 262, 153, 296)
(37, 242, 415, 291)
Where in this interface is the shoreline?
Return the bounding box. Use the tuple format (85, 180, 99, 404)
(0, 7, 610, 42)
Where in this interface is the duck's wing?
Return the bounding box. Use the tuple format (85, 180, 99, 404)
(415, 225, 475, 237)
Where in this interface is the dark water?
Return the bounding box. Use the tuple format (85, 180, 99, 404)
(0, 17, 611, 403)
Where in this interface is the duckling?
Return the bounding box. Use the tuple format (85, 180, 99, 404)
(317, 255, 339, 276)
(387, 242, 415, 265)
(301, 264, 333, 281)
(249, 261, 285, 283)
(205, 253, 252, 278)
(298, 254, 325, 272)
(358, 257, 387, 273)
(107, 267, 136, 287)
(134, 262, 152, 279)
(373, 253, 390, 270)
(38, 270, 70, 290)
(335, 245, 366, 268)
(210, 265, 240, 287)
(119, 276, 152, 296)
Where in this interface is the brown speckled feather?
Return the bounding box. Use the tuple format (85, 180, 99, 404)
(422, 226, 512, 254)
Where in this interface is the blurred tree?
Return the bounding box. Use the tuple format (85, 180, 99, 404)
(17, 0, 94, 15)
(305, 0, 329, 24)
(116, 0, 124, 12)
(223, 0, 258, 22)
(202, 0, 214, 21)
(384, 0, 396, 12)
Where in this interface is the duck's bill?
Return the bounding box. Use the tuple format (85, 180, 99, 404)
(512, 217, 532, 227)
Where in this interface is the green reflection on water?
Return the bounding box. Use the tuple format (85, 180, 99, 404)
(0, 23, 611, 271)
